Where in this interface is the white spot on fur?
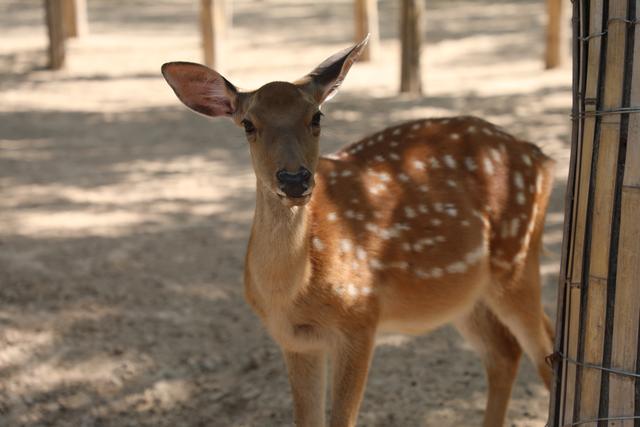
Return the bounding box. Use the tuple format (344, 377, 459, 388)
(378, 172, 391, 182)
(390, 141, 399, 147)
(510, 218, 520, 237)
(398, 173, 410, 182)
(434, 202, 444, 213)
(345, 210, 355, 219)
(340, 239, 353, 253)
(356, 246, 367, 261)
(536, 174, 543, 193)
(467, 126, 477, 133)
(389, 152, 401, 161)
(419, 185, 429, 193)
(376, 134, 384, 142)
(450, 133, 460, 140)
(445, 206, 458, 217)
(346, 283, 358, 297)
(444, 155, 457, 168)
(416, 269, 430, 279)
(329, 171, 338, 178)
(392, 128, 401, 135)
(369, 259, 384, 270)
(490, 148, 501, 163)
(446, 261, 468, 274)
(405, 207, 416, 218)
(483, 157, 495, 175)
(431, 267, 443, 278)
(431, 218, 442, 226)
(491, 258, 512, 270)
(412, 123, 421, 130)
(394, 223, 411, 231)
(374, 155, 384, 162)
(413, 160, 426, 171)
(522, 154, 532, 166)
(402, 242, 412, 251)
(418, 204, 429, 213)
(430, 158, 441, 169)
(342, 170, 353, 177)
(446, 179, 457, 188)
(327, 212, 338, 221)
(464, 157, 477, 171)
(369, 183, 387, 195)
(516, 192, 526, 205)
(513, 171, 524, 189)
(312, 237, 324, 251)
(461, 219, 470, 227)
(390, 261, 409, 270)
(435, 235, 446, 242)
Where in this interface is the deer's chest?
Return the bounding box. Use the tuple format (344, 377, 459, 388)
(246, 276, 329, 353)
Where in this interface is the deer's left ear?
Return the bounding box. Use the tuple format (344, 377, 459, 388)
(296, 35, 369, 104)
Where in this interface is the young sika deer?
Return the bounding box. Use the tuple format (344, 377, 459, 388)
(162, 38, 555, 427)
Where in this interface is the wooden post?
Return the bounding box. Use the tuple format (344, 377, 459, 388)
(399, 0, 423, 94)
(354, 0, 379, 61)
(544, 0, 563, 69)
(200, 0, 225, 69)
(62, 0, 88, 39)
(548, 0, 639, 425)
(45, 0, 66, 70)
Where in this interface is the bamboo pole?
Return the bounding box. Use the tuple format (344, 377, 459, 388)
(578, 1, 628, 422)
(560, 1, 604, 422)
(200, 0, 225, 69)
(607, 12, 640, 427)
(399, 0, 423, 94)
(62, 0, 88, 39)
(549, 0, 639, 425)
(545, 0, 563, 69)
(45, 0, 66, 70)
(354, 0, 379, 61)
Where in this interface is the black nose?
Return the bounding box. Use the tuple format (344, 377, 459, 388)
(276, 168, 312, 198)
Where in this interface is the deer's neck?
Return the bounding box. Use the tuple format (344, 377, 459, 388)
(247, 183, 312, 301)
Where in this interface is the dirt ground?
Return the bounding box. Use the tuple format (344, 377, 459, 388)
(0, 1, 572, 426)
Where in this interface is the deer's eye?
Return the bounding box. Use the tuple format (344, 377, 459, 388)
(241, 119, 256, 134)
(311, 112, 323, 127)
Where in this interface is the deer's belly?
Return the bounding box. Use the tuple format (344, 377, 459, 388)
(377, 261, 491, 335)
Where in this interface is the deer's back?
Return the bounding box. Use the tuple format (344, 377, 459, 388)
(305, 117, 553, 332)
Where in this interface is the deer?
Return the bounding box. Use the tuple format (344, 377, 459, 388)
(161, 37, 555, 427)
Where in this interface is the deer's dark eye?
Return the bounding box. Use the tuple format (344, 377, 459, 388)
(311, 112, 323, 127)
(241, 119, 256, 134)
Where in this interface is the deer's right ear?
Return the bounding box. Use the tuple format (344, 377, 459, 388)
(161, 62, 240, 118)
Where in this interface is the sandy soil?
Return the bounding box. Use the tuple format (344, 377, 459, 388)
(0, 1, 572, 426)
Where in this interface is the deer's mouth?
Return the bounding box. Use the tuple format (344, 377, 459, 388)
(276, 189, 313, 207)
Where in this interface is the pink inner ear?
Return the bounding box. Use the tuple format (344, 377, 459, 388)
(163, 63, 236, 118)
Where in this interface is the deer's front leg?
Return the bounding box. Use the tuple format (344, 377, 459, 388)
(284, 350, 327, 427)
(329, 331, 375, 427)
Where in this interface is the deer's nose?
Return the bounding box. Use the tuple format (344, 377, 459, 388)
(276, 168, 312, 198)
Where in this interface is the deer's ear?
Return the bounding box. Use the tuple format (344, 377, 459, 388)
(161, 62, 240, 118)
(296, 36, 369, 104)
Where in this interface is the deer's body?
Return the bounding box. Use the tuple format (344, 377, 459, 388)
(162, 38, 554, 427)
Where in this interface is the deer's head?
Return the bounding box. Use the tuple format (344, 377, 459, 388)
(161, 37, 368, 207)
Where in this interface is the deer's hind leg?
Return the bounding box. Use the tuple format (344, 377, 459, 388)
(485, 248, 554, 390)
(455, 303, 522, 427)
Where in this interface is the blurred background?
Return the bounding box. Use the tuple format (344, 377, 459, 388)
(0, 1, 571, 426)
